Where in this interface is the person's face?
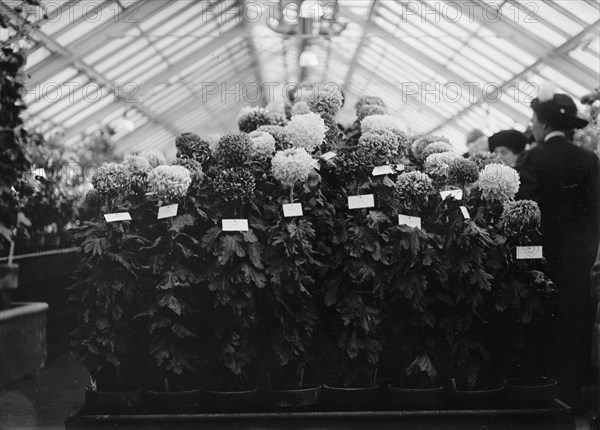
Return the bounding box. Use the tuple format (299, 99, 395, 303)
(531, 112, 546, 144)
(493, 146, 519, 167)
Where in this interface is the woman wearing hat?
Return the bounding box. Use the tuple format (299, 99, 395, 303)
(488, 129, 528, 168)
(517, 86, 600, 410)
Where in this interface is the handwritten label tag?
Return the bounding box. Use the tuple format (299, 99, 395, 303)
(398, 214, 422, 229)
(283, 203, 303, 217)
(313, 162, 320, 171)
(104, 212, 132, 222)
(440, 189, 463, 201)
(395, 164, 405, 172)
(348, 194, 375, 210)
(222, 219, 249, 232)
(460, 206, 471, 219)
(320, 151, 336, 161)
(157, 204, 178, 219)
(516, 246, 543, 259)
(32, 168, 46, 178)
(372, 165, 395, 176)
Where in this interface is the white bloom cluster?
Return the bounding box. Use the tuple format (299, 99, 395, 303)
(476, 163, 520, 203)
(361, 114, 408, 135)
(284, 112, 327, 153)
(271, 148, 316, 187)
(248, 131, 276, 160)
(147, 165, 192, 201)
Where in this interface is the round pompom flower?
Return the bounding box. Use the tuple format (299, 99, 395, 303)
(248, 131, 276, 161)
(469, 151, 504, 170)
(307, 85, 344, 116)
(271, 148, 316, 187)
(238, 107, 273, 133)
(175, 133, 212, 165)
(173, 157, 204, 185)
(291, 101, 311, 116)
(213, 168, 256, 204)
(358, 131, 398, 164)
(91, 162, 130, 196)
(421, 142, 454, 160)
(123, 155, 151, 194)
(447, 158, 479, 185)
(395, 171, 435, 209)
(424, 152, 461, 186)
(140, 150, 167, 168)
(334, 149, 377, 184)
(476, 163, 520, 203)
(411, 135, 450, 162)
(322, 114, 342, 153)
(285, 112, 327, 154)
(361, 114, 407, 135)
(257, 125, 290, 151)
(355, 96, 386, 114)
(147, 165, 192, 201)
(501, 200, 541, 235)
(85, 189, 104, 207)
(216, 133, 253, 167)
(357, 104, 388, 121)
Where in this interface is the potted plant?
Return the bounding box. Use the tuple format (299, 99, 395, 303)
(69, 162, 146, 414)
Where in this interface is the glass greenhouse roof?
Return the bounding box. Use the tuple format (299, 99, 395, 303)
(3, 0, 599, 156)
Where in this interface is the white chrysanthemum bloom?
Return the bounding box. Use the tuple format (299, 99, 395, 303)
(291, 101, 311, 116)
(271, 148, 316, 187)
(266, 100, 287, 116)
(476, 163, 520, 203)
(424, 151, 461, 168)
(361, 114, 408, 135)
(140, 150, 167, 168)
(147, 165, 192, 201)
(284, 112, 327, 153)
(248, 131, 276, 160)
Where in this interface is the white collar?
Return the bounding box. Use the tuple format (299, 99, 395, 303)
(544, 131, 565, 142)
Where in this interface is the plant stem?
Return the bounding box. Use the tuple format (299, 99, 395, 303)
(289, 186, 294, 205)
(372, 367, 378, 387)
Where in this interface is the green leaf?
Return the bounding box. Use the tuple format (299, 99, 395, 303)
(170, 214, 195, 232)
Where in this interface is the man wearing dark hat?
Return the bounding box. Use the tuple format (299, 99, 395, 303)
(488, 129, 528, 168)
(518, 88, 600, 410)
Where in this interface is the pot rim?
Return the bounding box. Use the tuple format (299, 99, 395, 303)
(450, 385, 504, 394)
(203, 387, 258, 395)
(502, 377, 557, 388)
(388, 383, 444, 392)
(266, 384, 322, 393)
(323, 383, 380, 391)
(147, 388, 203, 395)
(85, 386, 142, 395)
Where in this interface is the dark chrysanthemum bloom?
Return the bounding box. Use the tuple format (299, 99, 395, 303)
(469, 151, 505, 170)
(238, 108, 273, 133)
(307, 86, 344, 117)
(85, 189, 104, 207)
(175, 133, 212, 166)
(447, 158, 479, 185)
(501, 200, 541, 235)
(173, 157, 204, 185)
(335, 149, 377, 184)
(357, 104, 388, 121)
(267, 112, 287, 127)
(216, 133, 253, 168)
(123, 155, 151, 194)
(358, 131, 399, 164)
(91, 162, 130, 196)
(355, 96, 387, 115)
(395, 171, 435, 205)
(322, 114, 342, 153)
(213, 168, 256, 204)
(257, 125, 290, 151)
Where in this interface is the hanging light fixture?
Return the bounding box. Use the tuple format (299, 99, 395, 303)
(299, 0, 324, 20)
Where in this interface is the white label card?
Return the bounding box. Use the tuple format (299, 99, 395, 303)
(516, 246, 543, 259)
(104, 212, 132, 222)
(398, 215, 422, 229)
(320, 151, 337, 160)
(157, 204, 178, 219)
(372, 165, 395, 176)
(283, 203, 303, 217)
(460, 206, 471, 219)
(440, 189, 463, 201)
(222, 219, 249, 232)
(348, 194, 375, 210)
(395, 164, 405, 172)
(32, 168, 46, 178)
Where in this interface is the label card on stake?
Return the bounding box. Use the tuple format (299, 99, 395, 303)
(372, 165, 395, 176)
(440, 189, 463, 201)
(516, 246, 543, 259)
(395, 164, 405, 172)
(460, 206, 471, 219)
(398, 214, 422, 229)
(283, 203, 303, 217)
(157, 204, 178, 219)
(348, 194, 375, 210)
(222, 219, 249, 232)
(104, 212, 132, 222)
(32, 168, 46, 178)
(320, 151, 337, 161)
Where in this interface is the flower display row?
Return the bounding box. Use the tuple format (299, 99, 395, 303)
(70, 86, 557, 412)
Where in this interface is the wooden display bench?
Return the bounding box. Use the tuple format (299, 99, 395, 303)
(66, 400, 575, 430)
